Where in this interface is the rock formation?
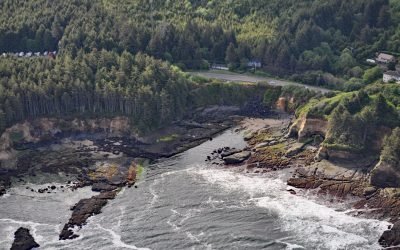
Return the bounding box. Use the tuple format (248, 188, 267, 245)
(11, 227, 40, 250)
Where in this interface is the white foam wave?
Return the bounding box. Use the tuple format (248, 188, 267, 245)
(97, 224, 151, 250)
(193, 167, 390, 250)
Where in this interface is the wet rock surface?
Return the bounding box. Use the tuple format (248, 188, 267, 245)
(59, 191, 118, 240)
(223, 151, 251, 164)
(214, 116, 400, 248)
(11, 227, 40, 250)
(59, 160, 138, 240)
(379, 221, 400, 248)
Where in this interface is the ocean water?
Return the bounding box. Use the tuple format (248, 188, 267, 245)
(0, 129, 390, 250)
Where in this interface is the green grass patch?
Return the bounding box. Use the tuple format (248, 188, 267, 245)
(269, 143, 286, 153)
(322, 143, 363, 153)
(136, 164, 144, 178)
(157, 134, 180, 143)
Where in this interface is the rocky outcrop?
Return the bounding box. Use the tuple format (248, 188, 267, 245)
(289, 116, 328, 140)
(0, 117, 133, 159)
(370, 160, 400, 188)
(60, 191, 117, 240)
(379, 221, 400, 248)
(223, 151, 251, 164)
(11, 227, 40, 250)
(60, 161, 138, 240)
(285, 142, 306, 157)
(287, 161, 368, 198)
(315, 145, 368, 162)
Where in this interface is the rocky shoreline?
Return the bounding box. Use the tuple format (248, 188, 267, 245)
(205, 116, 400, 249)
(3, 106, 399, 248)
(1, 106, 258, 246)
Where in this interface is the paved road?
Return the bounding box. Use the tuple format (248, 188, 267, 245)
(190, 71, 331, 94)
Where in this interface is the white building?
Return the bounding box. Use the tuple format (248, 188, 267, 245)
(383, 71, 400, 83)
(211, 64, 229, 70)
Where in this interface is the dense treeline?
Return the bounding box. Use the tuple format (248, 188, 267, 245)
(1, 0, 399, 79)
(1, 0, 400, 138)
(297, 84, 400, 153)
(0, 51, 262, 134)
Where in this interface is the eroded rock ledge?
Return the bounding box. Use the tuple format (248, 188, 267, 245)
(60, 161, 137, 240)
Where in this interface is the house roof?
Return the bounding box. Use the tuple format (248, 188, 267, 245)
(384, 71, 400, 78)
(377, 53, 396, 61)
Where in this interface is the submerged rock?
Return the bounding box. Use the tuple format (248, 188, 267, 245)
(223, 151, 251, 164)
(11, 227, 40, 250)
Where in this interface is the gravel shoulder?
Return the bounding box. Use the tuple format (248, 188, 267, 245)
(190, 70, 332, 94)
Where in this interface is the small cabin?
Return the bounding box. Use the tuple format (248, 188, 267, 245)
(376, 53, 396, 64)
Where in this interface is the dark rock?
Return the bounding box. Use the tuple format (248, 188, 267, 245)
(370, 160, 400, 188)
(285, 143, 305, 157)
(223, 151, 251, 164)
(11, 227, 40, 250)
(220, 148, 242, 158)
(363, 187, 377, 196)
(91, 182, 117, 192)
(379, 221, 400, 248)
(60, 191, 117, 240)
(287, 189, 297, 195)
(244, 133, 254, 141)
(50, 185, 56, 190)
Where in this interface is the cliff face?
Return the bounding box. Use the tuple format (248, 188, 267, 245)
(0, 117, 132, 160)
(289, 115, 328, 140)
